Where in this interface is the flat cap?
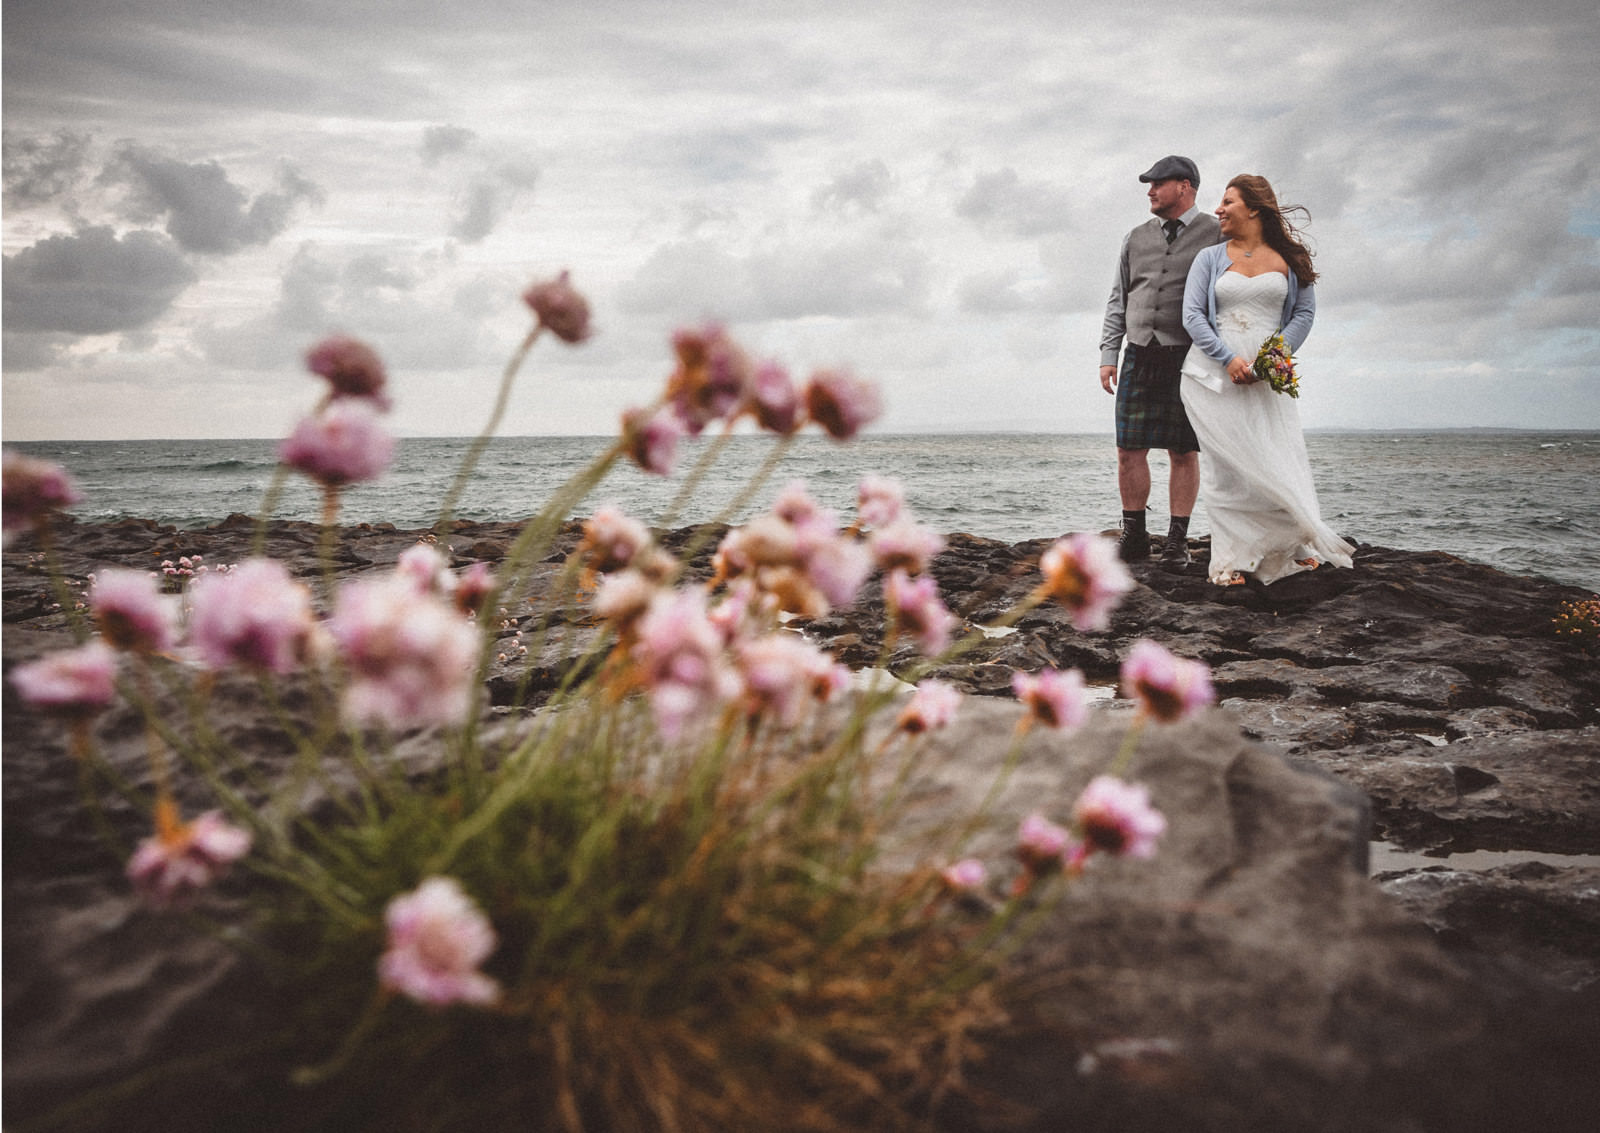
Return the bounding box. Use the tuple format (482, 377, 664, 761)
(1138, 155, 1200, 187)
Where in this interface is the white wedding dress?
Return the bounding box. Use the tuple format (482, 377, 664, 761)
(1181, 271, 1354, 584)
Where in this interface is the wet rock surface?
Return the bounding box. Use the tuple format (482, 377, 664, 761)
(4, 518, 1598, 1131)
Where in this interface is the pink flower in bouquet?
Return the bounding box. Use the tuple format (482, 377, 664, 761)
(327, 576, 480, 730)
(871, 519, 945, 575)
(454, 561, 496, 616)
(940, 858, 988, 894)
(3, 450, 82, 536)
(621, 405, 685, 477)
(305, 335, 389, 407)
(772, 480, 825, 526)
(188, 558, 314, 674)
(9, 640, 119, 718)
(523, 270, 592, 344)
(1120, 638, 1214, 724)
(896, 679, 960, 734)
(127, 800, 252, 908)
(90, 567, 179, 653)
(632, 588, 743, 739)
(1012, 668, 1089, 733)
(1038, 533, 1133, 632)
(884, 569, 955, 655)
(803, 368, 881, 440)
(396, 543, 453, 594)
(750, 360, 800, 434)
(580, 506, 655, 574)
(856, 474, 905, 530)
(379, 876, 501, 1007)
(280, 399, 395, 488)
(737, 632, 841, 727)
(1072, 775, 1167, 860)
(1015, 812, 1071, 876)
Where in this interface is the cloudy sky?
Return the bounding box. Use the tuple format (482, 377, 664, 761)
(4, 0, 1597, 440)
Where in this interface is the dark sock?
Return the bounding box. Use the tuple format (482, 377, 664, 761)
(1122, 509, 1147, 535)
(1168, 515, 1190, 540)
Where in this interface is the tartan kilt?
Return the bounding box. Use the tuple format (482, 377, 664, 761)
(1115, 342, 1200, 453)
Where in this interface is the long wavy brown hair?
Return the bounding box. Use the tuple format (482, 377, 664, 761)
(1228, 174, 1318, 286)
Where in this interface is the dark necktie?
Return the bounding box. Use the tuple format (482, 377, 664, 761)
(1163, 219, 1181, 245)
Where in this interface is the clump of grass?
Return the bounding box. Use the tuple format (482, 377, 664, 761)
(5, 278, 1206, 1133)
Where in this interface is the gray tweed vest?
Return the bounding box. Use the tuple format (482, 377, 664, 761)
(1124, 213, 1222, 347)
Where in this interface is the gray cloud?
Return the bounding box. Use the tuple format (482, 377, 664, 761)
(103, 146, 323, 255)
(812, 160, 895, 216)
(2, 128, 93, 208)
(449, 162, 539, 244)
(422, 124, 478, 166)
(956, 168, 1074, 237)
(2, 225, 198, 335)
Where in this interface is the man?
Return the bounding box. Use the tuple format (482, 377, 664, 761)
(1099, 155, 1221, 568)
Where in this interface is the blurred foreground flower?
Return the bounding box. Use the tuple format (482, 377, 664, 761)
(188, 559, 314, 675)
(1012, 668, 1089, 733)
(127, 799, 252, 907)
(90, 567, 179, 653)
(1072, 775, 1166, 861)
(327, 576, 480, 730)
(3, 449, 82, 537)
(1015, 813, 1071, 878)
(305, 335, 390, 408)
(804, 369, 882, 440)
(884, 569, 955, 655)
(280, 399, 395, 488)
(9, 640, 119, 719)
(1038, 533, 1133, 632)
(940, 858, 988, 894)
(1120, 639, 1214, 723)
(896, 679, 960, 734)
(621, 405, 684, 477)
(523, 270, 592, 344)
(379, 877, 501, 1008)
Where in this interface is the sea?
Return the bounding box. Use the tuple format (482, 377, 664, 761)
(10, 431, 1600, 595)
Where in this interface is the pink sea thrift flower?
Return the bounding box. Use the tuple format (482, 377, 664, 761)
(396, 544, 453, 594)
(188, 558, 314, 674)
(593, 568, 660, 636)
(751, 360, 800, 434)
(632, 589, 743, 739)
(1012, 668, 1089, 732)
(871, 519, 946, 575)
(803, 369, 881, 440)
(1015, 813, 1071, 876)
(884, 569, 955, 655)
(794, 522, 873, 611)
(1120, 639, 1214, 724)
(1038, 533, 1133, 632)
(856, 474, 904, 530)
(523, 270, 592, 344)
(3, 450, 82, 536)
(454, 561, 496, 616)
(126, 800, 252, 908)
(90, 567, 178, 653)
(940, 858, 988, 894)
(667, 324, 751, 433)
(280, 399, 395, 488)
(772, 480, 825, 526)
(581, 506, 655, 574)
(327, 576, 480, 730)
(305, 335, 389, 407)
(896, 679, 960, 734)
(379, 876, 501, 1007)
(9, 640, 119, 718)
(1072, 775, 1167, 860)
(621, 405, 684, 477)
(736, 632, 844, 727)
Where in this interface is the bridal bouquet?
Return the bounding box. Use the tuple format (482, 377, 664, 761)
(1253, 329, 1299, 398)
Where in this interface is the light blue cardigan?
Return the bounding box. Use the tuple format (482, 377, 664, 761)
(1181, 243, 1316, 365)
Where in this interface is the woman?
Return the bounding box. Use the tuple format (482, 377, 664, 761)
(1180, 174, 1354, 586)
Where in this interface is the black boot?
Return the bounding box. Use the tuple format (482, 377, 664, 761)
(1118, 509, 1150, 562)
(1160, 515, 1192, 571)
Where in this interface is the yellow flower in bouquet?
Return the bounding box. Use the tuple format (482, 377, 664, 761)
(1253, 329, 1299, 398)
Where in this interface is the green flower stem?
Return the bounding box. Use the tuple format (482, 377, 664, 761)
(1109, 712, 1147, 777)
(251, 463, 289, 558)
(434, 324, 543, 537)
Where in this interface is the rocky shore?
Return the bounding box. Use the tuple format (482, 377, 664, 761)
(4, 515, 1598, 1131)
